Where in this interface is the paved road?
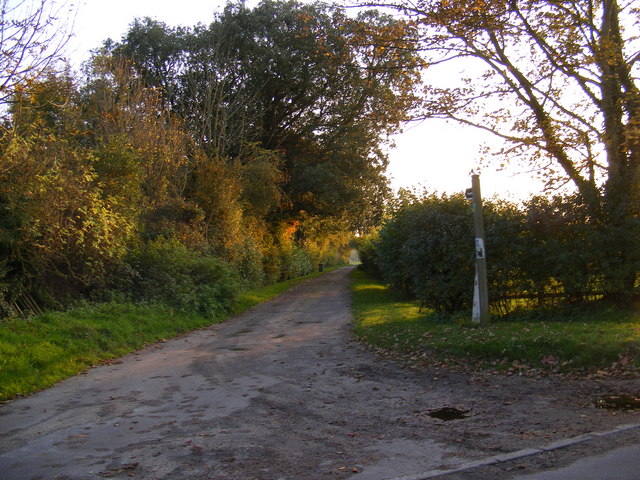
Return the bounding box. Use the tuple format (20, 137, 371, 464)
(513, 443, 640, 480)
(512, 443, 640, 480)
(1, 266, 639, 480)
(389, 423, 640, 480)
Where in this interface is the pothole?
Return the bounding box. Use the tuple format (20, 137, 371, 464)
(427, 407, 470, 421)
(594, 394, 640, 411)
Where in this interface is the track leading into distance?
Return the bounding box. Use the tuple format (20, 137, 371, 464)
(1, 267, 639, 480)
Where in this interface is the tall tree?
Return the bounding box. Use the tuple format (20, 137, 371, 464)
(356, 0, 640, 296)
(113, 0, 423, 233)
(357, 0, 638, 212)
(115, 17, 187, 108)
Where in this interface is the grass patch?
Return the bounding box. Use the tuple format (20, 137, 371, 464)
(0, 267, 339, 401)
(350, 269, 640, 375)
(0, 303, 214, 401)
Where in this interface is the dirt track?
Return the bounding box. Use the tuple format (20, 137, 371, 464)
(1, 266, 639, 480)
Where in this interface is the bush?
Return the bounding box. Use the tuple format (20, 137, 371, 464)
(125, 239, 240, 317)
(234, 236, 267, 287)
(402, 195, 474, 312)
(355, 235, 380, 278)
(374, 194, 474, 312)
(483, 200, 532, 312)
(365, 191, 640, 315)
(522, 195, 597, 301)
(281, 247, 314, 279)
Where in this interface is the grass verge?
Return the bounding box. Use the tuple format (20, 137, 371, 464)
(0, 303, 211, 401)
(350, 269, 640, 376)
(0, 268, 338, 401)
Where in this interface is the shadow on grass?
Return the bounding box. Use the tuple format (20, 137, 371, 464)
(350, 268, 640, 374)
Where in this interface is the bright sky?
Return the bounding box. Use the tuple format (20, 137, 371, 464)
(69, 0, 545, 201)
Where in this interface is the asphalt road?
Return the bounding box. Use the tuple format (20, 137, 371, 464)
(1, 266, 639, 480)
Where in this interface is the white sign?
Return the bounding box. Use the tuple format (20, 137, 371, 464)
(475, 238, 485, 259)
(472, 269, 480, 323)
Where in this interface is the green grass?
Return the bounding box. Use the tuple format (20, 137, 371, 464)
(350, 269, 640, 375)
(0, 303, 214, 401)
(0, 267, 340, 401)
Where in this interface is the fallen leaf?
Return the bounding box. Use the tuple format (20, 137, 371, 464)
(541, 355, 557, 365)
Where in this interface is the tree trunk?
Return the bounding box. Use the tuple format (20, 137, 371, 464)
(597, 0, 640, 301)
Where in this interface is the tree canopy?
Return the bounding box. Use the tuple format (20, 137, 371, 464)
(351, 0, 640, 298)
(112, 0, 423, 232)
(0, 0, 425, 314)
(357, 0, 638, 209)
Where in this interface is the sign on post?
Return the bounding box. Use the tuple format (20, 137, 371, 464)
(468, 175, 489, 326)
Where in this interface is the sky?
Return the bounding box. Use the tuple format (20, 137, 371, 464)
(68, 0, 546, 201)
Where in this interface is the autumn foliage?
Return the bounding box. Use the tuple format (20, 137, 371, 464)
(0, 1, 422, 316)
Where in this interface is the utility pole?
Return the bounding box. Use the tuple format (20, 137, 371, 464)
(466, 174, 489, 326)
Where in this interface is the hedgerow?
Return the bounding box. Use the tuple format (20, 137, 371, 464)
(362, 192, 640, 314)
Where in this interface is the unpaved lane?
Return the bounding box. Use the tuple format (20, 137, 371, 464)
(1, 267, 639, 480)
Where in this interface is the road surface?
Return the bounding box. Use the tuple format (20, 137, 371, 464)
(1, 267, 639, 479)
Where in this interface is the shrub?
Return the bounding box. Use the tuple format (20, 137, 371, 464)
(281, 247, 314, 279)
(365, 191, 640, 315)
(126, 239, 240, 317)
(234, 236, 267, 287)
(373, 194, 474, 312)
(355, 235, 380, 277)
(401, 195, 474, 312)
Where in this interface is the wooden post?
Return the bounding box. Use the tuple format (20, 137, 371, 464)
(470, 174, 489, 326)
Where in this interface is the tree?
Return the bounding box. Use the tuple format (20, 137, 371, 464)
(115, 17, 187, 108)
(111, 0, 423, 233)
(0, 0, 74, 106)
(356, 0, 640, 297)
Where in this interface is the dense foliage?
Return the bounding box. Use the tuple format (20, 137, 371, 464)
(357, 0, 640, 300)
(113, 0, 422, 233)
(361, 192, 640, 314)
(0, 1, 422, 317)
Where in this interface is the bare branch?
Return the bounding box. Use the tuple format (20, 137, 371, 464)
(0, 0, 76, 105)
